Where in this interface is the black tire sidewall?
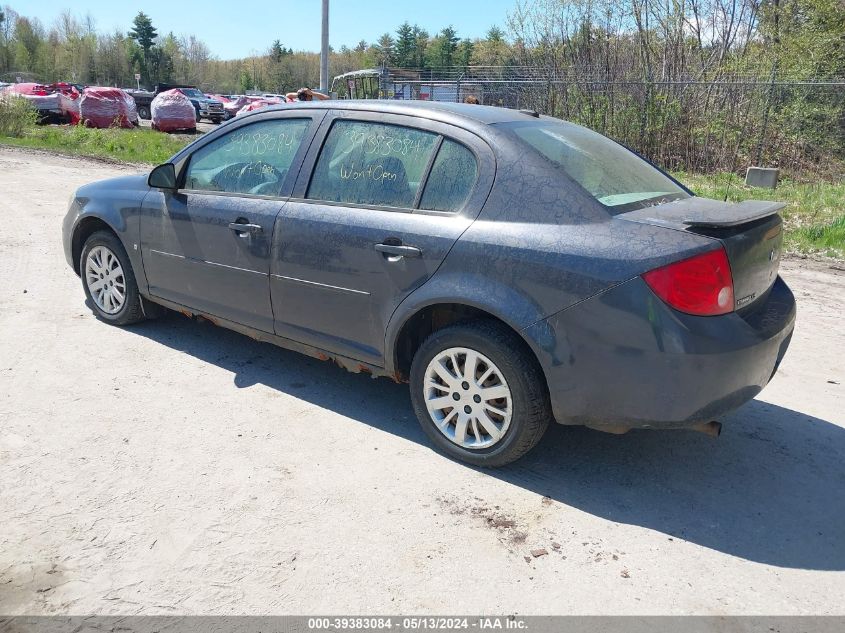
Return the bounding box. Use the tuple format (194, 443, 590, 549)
(409, 323, 549, 466)
(80, 232, 141, 325)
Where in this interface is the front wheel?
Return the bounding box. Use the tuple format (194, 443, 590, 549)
(80, 231, 145, 326)
(409, 320, 551, 467)
(137, 105, 150, 120)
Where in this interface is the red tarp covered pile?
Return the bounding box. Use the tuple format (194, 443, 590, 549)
(1, 83, 61, 111)
(151, 89, 196, 132)
(223, 95, 259, 118)
(236, 97, 284, 117)
(52, 83, 81, 124)
(79, 87, 138, 128)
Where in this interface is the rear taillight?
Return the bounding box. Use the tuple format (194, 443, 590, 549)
(642, 248, 734, 316)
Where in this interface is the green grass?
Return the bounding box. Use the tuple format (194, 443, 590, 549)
(2, 123, 842, 259)
(0, 124, 193, 165)
(675, 172, 845, 259)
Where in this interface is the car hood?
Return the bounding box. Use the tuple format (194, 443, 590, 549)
(76, 173, 150, 197)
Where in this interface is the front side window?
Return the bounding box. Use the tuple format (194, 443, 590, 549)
(307, 120, 439, 208)
(497, 120, 688, 213)
(420, 139, 478, 212)
(184, 118, 310, 196)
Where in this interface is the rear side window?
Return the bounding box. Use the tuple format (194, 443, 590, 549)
(185, 118, 310, 196)
(497, 120, 688, 213)
(420, 139, 478, 212)
(307, 120, 438, 208)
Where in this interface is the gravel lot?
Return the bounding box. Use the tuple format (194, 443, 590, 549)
(1, 148, 843, 615)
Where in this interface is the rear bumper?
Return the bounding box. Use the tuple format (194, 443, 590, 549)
(523, 275, 796, 429)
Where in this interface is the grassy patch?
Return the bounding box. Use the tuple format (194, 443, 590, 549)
(675, 172, 845, 259)
(0, 97, 39, 136)
(0, 124, 193, 165)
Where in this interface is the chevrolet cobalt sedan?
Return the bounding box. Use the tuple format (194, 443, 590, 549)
(62, 101, 795, 466)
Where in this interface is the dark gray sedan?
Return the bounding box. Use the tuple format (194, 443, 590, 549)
(62, 101, 795, 466)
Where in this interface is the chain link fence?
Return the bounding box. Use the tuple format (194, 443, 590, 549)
(334, 66, 845, 179)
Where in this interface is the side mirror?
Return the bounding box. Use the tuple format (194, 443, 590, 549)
(148, 163, 177, 190)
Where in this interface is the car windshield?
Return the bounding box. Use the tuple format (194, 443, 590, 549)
(180, 88, 204, 99)
(497, 119, 688, 213)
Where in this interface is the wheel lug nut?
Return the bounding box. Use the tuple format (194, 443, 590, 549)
(464, 405, 472, 414)
(452, 393, 460, 401)
(461, 381, 470, 390)
(473, 395, 481, 403)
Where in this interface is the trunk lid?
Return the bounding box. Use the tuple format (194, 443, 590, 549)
(619, 197, 785, 312)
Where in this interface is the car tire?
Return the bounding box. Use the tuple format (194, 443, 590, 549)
(80, 231, 146, 326)
(137, 105, 150, 120)
(211, 117, 222, 124)
(409, 320, 551, 467)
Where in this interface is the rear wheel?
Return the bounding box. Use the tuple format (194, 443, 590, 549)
(137, 105, 150, 120)
(409, 320, 551, 467)
(80, 231, 145, 326)
(211, 117, 222, 124)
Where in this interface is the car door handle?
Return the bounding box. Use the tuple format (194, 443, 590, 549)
(375, 243, 422, 258)
(228, 222, 263, 235)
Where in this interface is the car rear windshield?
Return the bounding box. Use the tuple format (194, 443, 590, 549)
(497, 120, 689, 213)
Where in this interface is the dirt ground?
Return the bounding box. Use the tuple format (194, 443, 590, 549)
(0, 148, 843, 615)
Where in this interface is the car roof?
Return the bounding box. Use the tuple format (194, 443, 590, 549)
(251, 99, 540, 128)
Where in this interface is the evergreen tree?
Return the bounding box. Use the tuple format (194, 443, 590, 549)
(486, 26, 505, 43)
(426, 26, 459, 69)
(394, 22, 415, 67)
(270, 39, 285, 63)
(413, 26, 429, 68)
(373, 32, 395, 66)
(128, 12, 156, 52)
(128, 12, 157, 83)
(456, 38, 473, 69)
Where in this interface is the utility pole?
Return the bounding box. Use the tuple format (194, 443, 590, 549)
(320, 0, 329, 92)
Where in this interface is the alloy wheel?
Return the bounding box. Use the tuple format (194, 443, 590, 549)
(423, 347, 513, 449)
(85, 245, 126, 315)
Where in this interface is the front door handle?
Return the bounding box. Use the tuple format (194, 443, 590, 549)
(228, 222, 263, 235)
(375, 243, 422, 258)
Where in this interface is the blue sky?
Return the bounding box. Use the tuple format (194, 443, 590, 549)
(17, 1, 516, 59)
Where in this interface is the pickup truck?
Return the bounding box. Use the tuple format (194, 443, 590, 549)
(131, 84, 225, 123)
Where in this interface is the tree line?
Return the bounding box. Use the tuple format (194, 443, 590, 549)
(0, 7, 510, 92)
(0, 1, 842, 176)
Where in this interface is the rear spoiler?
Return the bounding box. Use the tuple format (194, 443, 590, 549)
(682, 199, 786, 228)
(620, 197, 786, 229)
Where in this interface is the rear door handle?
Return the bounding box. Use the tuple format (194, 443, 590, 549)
(228, 222, 263, 235)
(375, 243, 422, 258)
